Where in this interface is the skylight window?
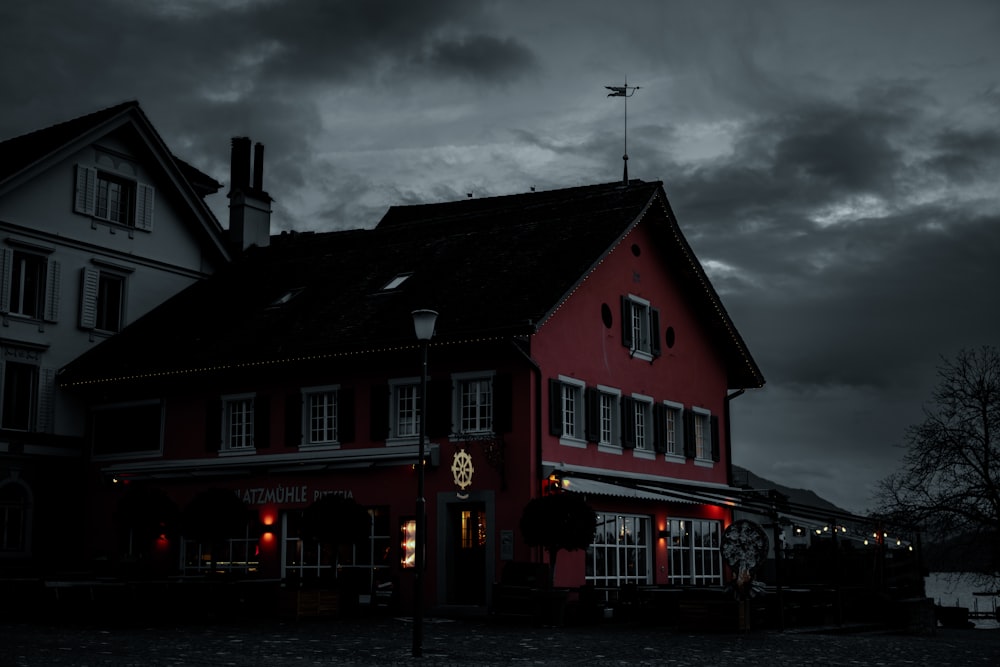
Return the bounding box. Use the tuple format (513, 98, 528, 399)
(382, 273, 412, 291)
(268, 287, 304, 308)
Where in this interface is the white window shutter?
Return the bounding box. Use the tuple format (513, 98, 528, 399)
(0, 248, 11, 314)
(36, 368, 56, 433)
(136, 183, 154, 231)
(74, 165, 97, 215)
(79, 266, 99, 329)
(44, 260, 61, 323)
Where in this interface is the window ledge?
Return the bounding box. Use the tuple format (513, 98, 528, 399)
(694, 459, 715, 468)
(219, 448, 256, 457)
(387, 437, 420, 447)
(558, 436, 587, 449)
(597, 444, 623, 455)
(300, 442, 340, 451)
(664, 453, 686, 464)
(629, 349, 653, 362)
(632, 449, 656, 460)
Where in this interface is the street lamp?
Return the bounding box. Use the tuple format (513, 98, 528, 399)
(411, 309, 437, 658)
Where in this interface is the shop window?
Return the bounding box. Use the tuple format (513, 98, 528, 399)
(585, 513, 651, 586)
(181, 522, 259, 574)
(667, 518, 723, 585)
(548, 376, 586, 447)
(283, 506, 389, 585)
(620, 295, 661, 361)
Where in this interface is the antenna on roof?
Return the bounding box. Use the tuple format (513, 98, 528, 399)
(606, 76, 640, 185)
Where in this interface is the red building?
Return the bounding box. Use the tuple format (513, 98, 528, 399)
(61, 173, 764, 615)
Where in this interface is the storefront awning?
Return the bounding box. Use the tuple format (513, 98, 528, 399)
(560, 476, 699, 504)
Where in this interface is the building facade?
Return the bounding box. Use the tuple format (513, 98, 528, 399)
(0, 102, 232, 574)
(61, 179, 764, 613)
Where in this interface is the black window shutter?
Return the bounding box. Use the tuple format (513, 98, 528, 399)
(621, 396, 636, 449)
(620, 296, 633, 350)
(548, 379, 563, 436)
(682, 409, 696, 459)
(369, 384, 389, 441)
(652, 402, 667, 453)
(584, 387, 599, 443)
(284, 391, 303, 447)
(205, 399, 222, 452)
(492, 373, 513, 434)
(339, 387, 356, 443)
(427, 379, 452, 439)
(710, 414, 720, 462)
(650, 307, 662, 358)
(254, 395, 271, 448)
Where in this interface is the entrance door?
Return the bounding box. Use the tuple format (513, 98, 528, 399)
(446, 502, 487, 605)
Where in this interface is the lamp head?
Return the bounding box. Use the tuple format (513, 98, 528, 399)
(411, 309, 438, 341)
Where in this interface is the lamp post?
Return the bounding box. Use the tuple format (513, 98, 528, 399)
(411, 309, 437, 658)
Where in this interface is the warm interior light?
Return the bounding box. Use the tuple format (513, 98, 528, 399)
(401, 519, 417, 568)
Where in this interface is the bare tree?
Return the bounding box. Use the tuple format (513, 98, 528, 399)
(877, 346, 1000, 574)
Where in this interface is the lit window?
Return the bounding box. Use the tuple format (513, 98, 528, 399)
(621, 295, 661, 360)
(586, 513, 652, 586)
(668, 518, 722, 585)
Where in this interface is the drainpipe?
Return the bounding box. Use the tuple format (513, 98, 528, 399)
(510, 339, 543, 498)
(724, 388, 745, 487)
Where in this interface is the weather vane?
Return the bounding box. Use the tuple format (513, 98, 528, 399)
(606, 77, 640, 184)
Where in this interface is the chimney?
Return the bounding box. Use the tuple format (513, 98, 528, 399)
(228, 137, 272, 251)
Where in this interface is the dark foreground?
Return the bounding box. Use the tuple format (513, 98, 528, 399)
(1, 617, 999, 667)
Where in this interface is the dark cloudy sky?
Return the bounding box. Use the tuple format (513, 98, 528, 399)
(3, 1, 998, 513)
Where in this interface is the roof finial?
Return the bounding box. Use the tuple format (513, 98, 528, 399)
(606, 76, 640, 185)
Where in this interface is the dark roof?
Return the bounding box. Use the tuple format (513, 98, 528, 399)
(60, 180, 764, 388)
(0, 100, 221, 196)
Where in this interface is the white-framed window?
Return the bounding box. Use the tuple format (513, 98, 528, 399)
(282, 506, 390, 590)
(586, 513, 652, 586)
(389, 378, 420, 442)
(0, 246, 60, 323)
(181, 521, 258, 575)
(303, 385, 339, 445)
(668, 518, 723, 585)
(662, 400, 684, 459)
(596, 385, 621, 449)
(691, 407, 713, 463)
(454, 372, 493, 435)
(632, 394, 654, 454)
(75, 165, 154, 231)
(621, 295, 661, 361)
(223, 394, 255, 450)
(550, 376, 586, 447)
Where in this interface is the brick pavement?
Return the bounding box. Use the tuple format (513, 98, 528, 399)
(1, 616, 999, 666)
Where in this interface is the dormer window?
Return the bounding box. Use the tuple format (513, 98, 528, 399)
(381, 273, 412, 291)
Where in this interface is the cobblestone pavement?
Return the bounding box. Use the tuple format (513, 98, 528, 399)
(1, 617, 999, 667)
